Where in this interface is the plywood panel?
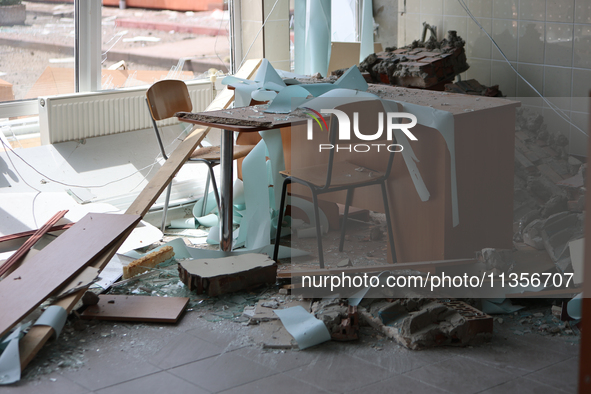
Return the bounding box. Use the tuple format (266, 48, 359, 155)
(81, 295, 188, 323)
(0, 213, 141, 338)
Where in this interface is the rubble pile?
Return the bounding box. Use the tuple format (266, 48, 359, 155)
(512, 107, 585, 273)
(357, 30, 469, 89)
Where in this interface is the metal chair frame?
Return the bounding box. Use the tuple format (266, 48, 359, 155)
(272, 101, 398, 268)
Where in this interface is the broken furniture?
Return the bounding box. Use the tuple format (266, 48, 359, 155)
(289, 85, 520, 263)
(145, 79, 254, 231)
(175, 107, 309, 251)
(272, 100, 398, 268)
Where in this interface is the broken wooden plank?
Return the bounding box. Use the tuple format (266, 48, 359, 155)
(0, 223, 74, 243)
(178, 253, 277, 296)
(19, 225, 136, 370)
(122, 245, 174, 279)
(0, 210, 68, 278)
(81, 295, 188, 323)
(277, 258, 476, 278)
(0, 213, 141, 338)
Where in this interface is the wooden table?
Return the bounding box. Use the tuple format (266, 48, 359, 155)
(176, 107, 307, 251)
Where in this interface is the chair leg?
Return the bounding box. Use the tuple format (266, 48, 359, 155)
(207, 163, 221, 212)
(381, 182, 397, 264)
(312, 191, 325, 269)
(339, 188, 354, 252)
(161, 183, 172, 233)
(273, 178, 291, 262)
(201, 169, 211, 217)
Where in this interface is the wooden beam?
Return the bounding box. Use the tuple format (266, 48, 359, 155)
(0, 223, 74, 243)
(277, 258, 475, 278)
(0, 210, 68, 278)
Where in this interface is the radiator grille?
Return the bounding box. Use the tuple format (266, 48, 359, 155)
(39, 80, 212, 144)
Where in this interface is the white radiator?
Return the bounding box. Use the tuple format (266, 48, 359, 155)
(38, 79, 213, 145)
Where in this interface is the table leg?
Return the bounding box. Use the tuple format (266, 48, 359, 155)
(220, 129, 234, 251)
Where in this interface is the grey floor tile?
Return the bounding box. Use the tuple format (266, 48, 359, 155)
(1, 374, 89, 394)
(63, 351, 161, 391)
(147, 332, 223, 369)
(525, 357, 578, 393)
(404, 356, 514, 394)
(232, 346, 326, 373)
(455, 336, 572, 376)
(95, 371, 210, 394)
(185, 323, 246, 352)
(342, 340, 454, 373)
(219, 373, 330, 394)
(479, 377, 571, 394)
(168, 351, 277, 392)
(346, 375, 450, 394)
(285, 352, 392, 393)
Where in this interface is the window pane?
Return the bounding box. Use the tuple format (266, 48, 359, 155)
(100, 2, 230, 89)
(0, 2, 75, 102)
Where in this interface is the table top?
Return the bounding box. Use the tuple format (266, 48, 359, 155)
(176, 106, 309, 132)
(176, 84, 520, 132)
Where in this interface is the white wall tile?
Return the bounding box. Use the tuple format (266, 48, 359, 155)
(466, 58, 492, 84)
(466, 17, 492, 58)
(493, 19, 518, 61)
(574, 24, 591, 68)
(546, 0, 574, 23)
(517, 63, 545, 105)
(571, 68, 591, 112)
(518, 21, 545, 63)
(492, 60, 518, 96)
(574, 0, 591, 24)
(466, 0, 492, 18)
(493, 0, 519, 19)
(545, 23, 574, 67)
(519, 0, 546, 21)
(544, 65, 573, 109)
(443, 0, 466, 16)
(443, 15, 468, 40)
(421, 0, 443, 15)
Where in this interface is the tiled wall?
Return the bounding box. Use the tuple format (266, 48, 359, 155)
(397, 0, 591, 156)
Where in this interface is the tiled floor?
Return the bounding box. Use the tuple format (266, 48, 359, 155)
(3, 312, 580, 394)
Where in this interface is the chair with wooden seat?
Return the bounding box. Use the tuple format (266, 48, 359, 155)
(146, 79, 254, 231)
(272, 100, 398, 268)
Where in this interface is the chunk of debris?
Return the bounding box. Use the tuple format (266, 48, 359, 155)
(475, 248, 514, 274)
(359, 30, 469, 89)
(122, 246, 175, 279)
(178, 253, 276, 296)
(359, 299, 492, 349)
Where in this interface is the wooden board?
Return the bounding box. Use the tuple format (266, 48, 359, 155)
(81, 295, 189, 323)
(19, 225, 136, 370)
(0, 213, 140, 338)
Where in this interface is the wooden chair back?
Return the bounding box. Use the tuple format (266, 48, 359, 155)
(146, 79, 193, 121)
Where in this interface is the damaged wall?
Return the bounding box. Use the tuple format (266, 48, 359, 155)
(394, 0, 590, 156)
(373, 0, 398, 50)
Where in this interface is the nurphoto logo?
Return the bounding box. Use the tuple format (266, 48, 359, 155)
(304, 108, 418, 152)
